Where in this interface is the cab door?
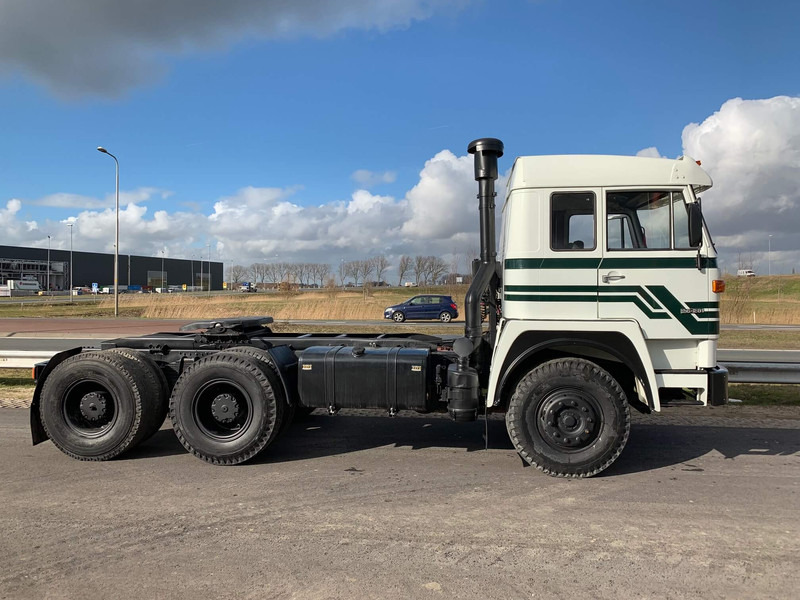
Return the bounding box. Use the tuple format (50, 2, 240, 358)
(598, 188, 715, 340)
(504, 189, 601, 319)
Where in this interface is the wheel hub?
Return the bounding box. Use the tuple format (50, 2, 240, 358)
(79, 392, 108, 422)
(211, 394, 240, 423)
(538, 390, 599, 450)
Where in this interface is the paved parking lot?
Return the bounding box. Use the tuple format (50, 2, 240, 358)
(1, 407, 798, 599)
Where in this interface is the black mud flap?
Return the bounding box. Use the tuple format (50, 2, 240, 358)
(266, 345, 299, 407)
(29, 347, 83, 445)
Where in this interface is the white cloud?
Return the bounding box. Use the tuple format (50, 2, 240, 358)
(32, 193, 110, 209)
(0, 0, 467, 97)
(6, 98, 797, 277)
(401, 150, 475, 239)
(351, 169, 398, 188)
(635, 147, 663, 158)
(0, 146, 485, 275)
(682, 96, 800, 274)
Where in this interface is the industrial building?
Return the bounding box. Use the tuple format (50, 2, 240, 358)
(0, 244, 223, 292)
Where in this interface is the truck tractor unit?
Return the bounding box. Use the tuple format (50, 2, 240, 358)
(29, 138, 727, 477)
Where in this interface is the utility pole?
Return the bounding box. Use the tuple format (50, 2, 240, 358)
(67, 223, 73, 303)
(97, 146, 120, 316)
(46, 235, 51, 295)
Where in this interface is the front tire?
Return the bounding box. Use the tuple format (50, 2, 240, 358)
(392, 311, 406, 322)
(505, 358, 630, 477)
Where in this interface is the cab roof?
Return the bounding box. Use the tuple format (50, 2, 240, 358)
(507, 154, 713, 194)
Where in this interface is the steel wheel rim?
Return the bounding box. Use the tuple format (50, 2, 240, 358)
(62, 379, 117, 438)
(534, 387, 601, 452)
(191, 378, 254, 441)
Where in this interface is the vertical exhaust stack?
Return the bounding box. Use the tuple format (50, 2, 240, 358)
(465, 138, 504, 348)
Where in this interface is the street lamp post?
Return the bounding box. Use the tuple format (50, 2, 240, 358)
(46, 235, 51, 295)
(67, 223, 74, 303)
(769, 235, 773, 276)
(207, 243, 211, 297)
(97, 146, 120, 317)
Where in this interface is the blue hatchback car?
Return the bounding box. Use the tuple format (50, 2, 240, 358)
(384, 295, 459, 323)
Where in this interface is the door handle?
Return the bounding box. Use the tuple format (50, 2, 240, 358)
(602, 272, 626, 283)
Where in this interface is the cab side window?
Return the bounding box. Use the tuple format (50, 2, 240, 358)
(550, 192, 596, 251)
(606, 191, 672, 250)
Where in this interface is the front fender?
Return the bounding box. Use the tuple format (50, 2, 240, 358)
(487, 319, 659, 411)
(29, 347, 83, 445)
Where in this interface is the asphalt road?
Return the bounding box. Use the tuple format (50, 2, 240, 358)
(1, 407, 798, 599)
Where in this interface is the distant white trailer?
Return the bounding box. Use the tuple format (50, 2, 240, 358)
(6, 279, 42, 295)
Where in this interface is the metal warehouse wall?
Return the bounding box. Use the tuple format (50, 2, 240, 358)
(0, 245, 224, 290)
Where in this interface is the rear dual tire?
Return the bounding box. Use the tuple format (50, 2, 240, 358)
(39, 351, 167, 461)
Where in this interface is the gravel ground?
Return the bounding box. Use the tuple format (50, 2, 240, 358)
(1, 405, 798, 600)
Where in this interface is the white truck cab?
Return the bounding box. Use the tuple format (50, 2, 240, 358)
(489, 154, 727, 415)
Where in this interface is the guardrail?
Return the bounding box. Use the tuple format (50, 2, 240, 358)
(0, 350, 57, 369)
(723, 362, 800, 384)
(0, 350, 798, 385)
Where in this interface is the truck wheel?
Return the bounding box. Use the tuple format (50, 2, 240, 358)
(439, 311, 453, 323)
(105, 348, 169, 439)
(392, 311, 405, 322)
(39, 352, 155, 461)
(505, 358, 630, 478)
(218, 346, 295, 436)
(169, 353, 284, 464)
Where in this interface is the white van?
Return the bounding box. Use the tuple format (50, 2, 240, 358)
(737, 269, 756, 277)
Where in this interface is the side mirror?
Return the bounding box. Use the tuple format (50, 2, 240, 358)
(688, 203, 703, 248)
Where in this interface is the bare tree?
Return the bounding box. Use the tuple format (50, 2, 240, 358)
(338, 261, 351, 287)
(372, 255, 390, 285)
(227, 264, 247, 286)
(397, 255, 412, 286)
(316, 263, 331, 287)
(285, 263, 300, 285)
(427, 256, 448, 285)
(294, 263, 310, 286)
(275, 262, 290, 284)
(355, 259, 375, 288)
(413, 255, 430, 285)
(247, 263, 262, 284)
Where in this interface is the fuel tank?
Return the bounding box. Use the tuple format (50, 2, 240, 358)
(298, 345, 432, 411)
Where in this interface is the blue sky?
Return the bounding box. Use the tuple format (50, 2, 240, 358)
(0, 0, 798, 275)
